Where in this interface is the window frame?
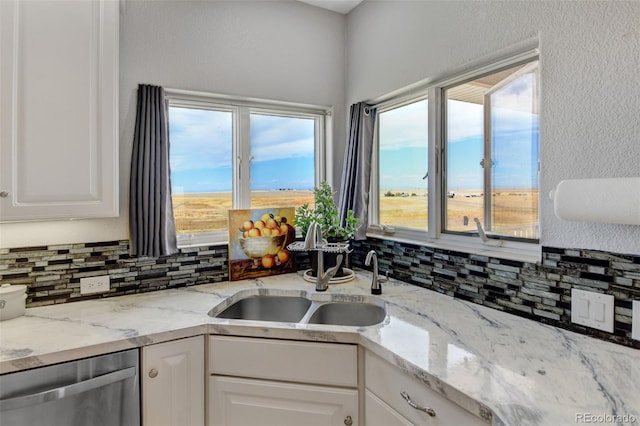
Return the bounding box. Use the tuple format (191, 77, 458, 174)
(441, 59, 540, 243)
(369, 93, 430, 243)
(165, 89, 331, 248)
(367, 45, 541, 262)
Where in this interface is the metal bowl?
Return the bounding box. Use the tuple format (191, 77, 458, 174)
(238, 234, 287, 258)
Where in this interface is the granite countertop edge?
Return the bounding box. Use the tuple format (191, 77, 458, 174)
(1, 270, 638, 426)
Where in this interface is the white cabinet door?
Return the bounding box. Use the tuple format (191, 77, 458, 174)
(365, 389, 413, 426)
(0, 0, 118, 221)
(142, 336, 205, 426)
(209, 376, 358, 426)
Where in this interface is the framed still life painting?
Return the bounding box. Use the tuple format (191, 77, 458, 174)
(228, 207, 297, 281)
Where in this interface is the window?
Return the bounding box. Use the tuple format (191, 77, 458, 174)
(167, 92, 328, 246)
(249, 112, 316, 209)
(374, 98, 429, 232)
(169, 106, 234, 236)
(369, 50, 540, 253)
(444, 60, 539, 241)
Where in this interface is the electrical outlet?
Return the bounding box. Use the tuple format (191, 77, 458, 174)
(571, 288, 614, 333)
(632, 300, 640, 341)
(80, 275, 110, 294)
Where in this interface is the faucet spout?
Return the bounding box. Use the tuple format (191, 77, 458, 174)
(315, 253, 343, 292)
(304, 221, 346, 291)
(304, 222, 321, 250)
(365, 250, 386, 295)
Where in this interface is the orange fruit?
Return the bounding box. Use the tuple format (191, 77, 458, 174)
(266, 218, 278, 229)
(261, 254, 275, 268)
(277, 250, 290, 264)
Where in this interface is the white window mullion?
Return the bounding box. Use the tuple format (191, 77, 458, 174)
(483, 91, 493, 232)
(369, 119, 381, 227)
(317, 113, 328, 185)
(428, 86, 440, 239)
(235, 107, 251, 209)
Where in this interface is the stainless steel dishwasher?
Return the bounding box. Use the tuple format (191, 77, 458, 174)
(0, 349, 140, 426)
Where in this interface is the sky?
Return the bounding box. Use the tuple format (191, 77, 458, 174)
(169, 108, 315, 193)
(169, 72, 538, 193)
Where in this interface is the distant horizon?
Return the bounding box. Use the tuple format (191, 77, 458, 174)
(171, 186, 540, 195)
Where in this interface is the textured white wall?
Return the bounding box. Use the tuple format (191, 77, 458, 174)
(346, 1, 640, 254)
(0, 0, 346, 248)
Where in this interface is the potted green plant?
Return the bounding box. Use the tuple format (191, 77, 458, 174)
(295, 181, 359, 276)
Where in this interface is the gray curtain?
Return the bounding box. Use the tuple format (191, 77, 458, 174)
(129, 84, 178, 257)
(338, 102, 376, 241)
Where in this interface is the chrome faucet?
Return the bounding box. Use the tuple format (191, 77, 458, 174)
(365, 250, 387, 295)
(303, 222, 323, 250)
(304, 222, 344, 292)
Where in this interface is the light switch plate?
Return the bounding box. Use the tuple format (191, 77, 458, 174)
(632, 300, 640, 341)
(571, 288, 614, 333)
(80, 275, 110, 294)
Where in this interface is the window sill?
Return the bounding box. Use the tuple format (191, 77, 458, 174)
(177, 232, 228, 249)
(366, 230, 541, 264)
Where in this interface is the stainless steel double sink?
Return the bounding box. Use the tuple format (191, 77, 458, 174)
(208, 289, 386, 327)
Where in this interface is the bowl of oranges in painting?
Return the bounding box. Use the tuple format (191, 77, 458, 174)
(238, 212, 296, 262)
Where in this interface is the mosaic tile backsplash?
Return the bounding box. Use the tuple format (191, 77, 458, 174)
(351, 238, 640, 349)
(1, 238, 638, 349)
(0, 241, 228, 306)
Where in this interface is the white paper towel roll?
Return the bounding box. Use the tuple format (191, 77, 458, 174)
(549, 177, 640, 225)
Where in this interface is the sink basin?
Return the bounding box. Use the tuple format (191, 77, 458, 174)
(308, 302, 386, 326)
(210, 290, 387, 327)
(213, 295, 312, 323)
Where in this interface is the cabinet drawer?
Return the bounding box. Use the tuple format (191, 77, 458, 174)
(208, 376, 358, 426)
(208, 336, 357, 387)
(365, 351, 488, 425)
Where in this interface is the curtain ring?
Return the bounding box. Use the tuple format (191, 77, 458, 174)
(364, 106, 370, 116)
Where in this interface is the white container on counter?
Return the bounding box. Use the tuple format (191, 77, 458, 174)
(0, 284, 27, 321)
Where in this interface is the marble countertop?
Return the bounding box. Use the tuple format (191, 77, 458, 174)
(1, 270, 639, 426)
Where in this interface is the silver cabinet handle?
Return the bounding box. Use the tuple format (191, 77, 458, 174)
(148, 368, 158, 378)
(0, 367, 136, 411)
(400, 391, 436, 417)
(344, 415, 353, 426)
(0, 191, 8, 198)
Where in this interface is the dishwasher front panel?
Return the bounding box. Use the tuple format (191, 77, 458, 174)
(0, 348, 140, 426)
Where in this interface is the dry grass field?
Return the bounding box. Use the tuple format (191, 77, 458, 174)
(173, 188, 538, 239)
(172, 190, 314, 234)
(380, 188, 539, 238)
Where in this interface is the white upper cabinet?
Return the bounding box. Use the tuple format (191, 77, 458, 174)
(0, 0, 118, 221)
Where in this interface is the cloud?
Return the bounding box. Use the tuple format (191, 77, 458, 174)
(251, 137, 314, 162)
(447, 72, 537, 143)
(169, 107, 233, 172)
(492, 73, 535, 113)
(250, 114, 315, 160)
(379, 99, 428, 150)
(169, 108, 316, 172)
(446, 100, 484, 142)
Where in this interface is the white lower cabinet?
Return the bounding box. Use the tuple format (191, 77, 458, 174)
(365, 389, 413, 426)
(210, 376, 358, 426)
(207, 335, 358, 426)
(364, 350, 488, 426)
(140, 334, 488, 426)
(142, 336, 205, 426)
